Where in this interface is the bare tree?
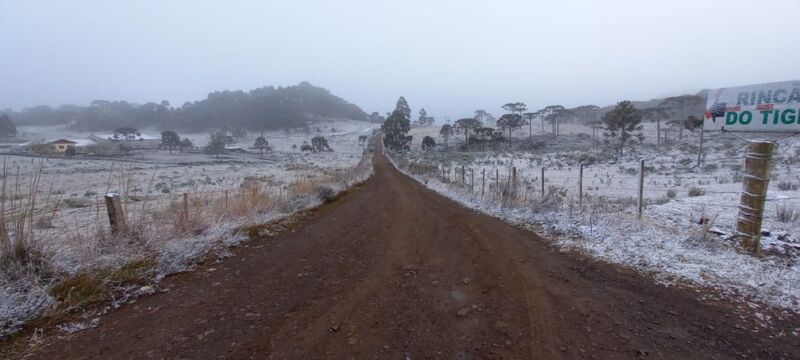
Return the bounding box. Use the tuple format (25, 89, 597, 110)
(523, 112, 536, 143)
(540, 105, 565, 136)
(642, 106, 669, 144)
(661, 95, 704, 140)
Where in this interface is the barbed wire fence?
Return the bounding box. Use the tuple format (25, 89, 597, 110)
(0, 142, 376, 260)
(413, 146, 799, 229)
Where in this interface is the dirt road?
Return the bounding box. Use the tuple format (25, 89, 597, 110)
(26, 147, 800, 359)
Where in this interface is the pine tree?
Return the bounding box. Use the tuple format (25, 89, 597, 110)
(602, 100, 644, 156)
(454, 118, 482, 145)
(382, 109, 411, 151)
(496, 114, 526, 148)
(421, 136, 436, 151)
(253, 136, 270, 154)
(179, 138, 194, 152)
(205, 131, 227, 157)
(160, 130, 180, 154)
(395, 97, 411, 120)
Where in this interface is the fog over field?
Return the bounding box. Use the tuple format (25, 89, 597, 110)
(4, 1, 800, 357)
(2, 0, 799, 119)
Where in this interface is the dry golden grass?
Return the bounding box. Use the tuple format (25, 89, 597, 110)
(0, 142, 375, 339)
(289, 179, 316, 194)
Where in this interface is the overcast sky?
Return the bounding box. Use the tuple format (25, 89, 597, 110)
(2, 0, 799, 120)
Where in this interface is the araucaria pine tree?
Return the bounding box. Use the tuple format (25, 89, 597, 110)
(602, 100, 644, 156)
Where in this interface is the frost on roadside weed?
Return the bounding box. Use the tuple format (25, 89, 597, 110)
(0, 281, 53, 337)
(156, 216, 261, 275)
(0, 134, 376, 338)
(390, 152, 800, 314)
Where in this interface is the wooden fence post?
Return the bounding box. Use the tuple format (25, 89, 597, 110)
(512, 167, 517, 190)
(481, 169, 486, 199)
(657, 117, 661, 144)
(541, 167, 545, 197)
(470, 168, 474, 193)
(225, 190, 229, 213)
(104, 193, 127, 235)
(697, 128, 705, 167)
(495, 169, 499, 194)
(637, 159, 644, 219)
(579, 163, 584, 206)
(461, 165, 466, 184)
(736, 141, 774, 255)
(183, 192, 189, 222)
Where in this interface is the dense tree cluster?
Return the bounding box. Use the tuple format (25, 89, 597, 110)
(0, 113, 17, 138)
(113, 127, 141, 140)
(160, 130, 181, 154)
(6, 82, 367, 132)
(368, 112, 385, 123)
(205, 131, 228, 157)
(311, 136, 332, 152)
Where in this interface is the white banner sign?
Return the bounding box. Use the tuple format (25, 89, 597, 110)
(704, 80, 800, 132)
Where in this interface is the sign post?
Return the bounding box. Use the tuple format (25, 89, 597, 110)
(736, 141, 773, 255)
(704, 80, 800, 254)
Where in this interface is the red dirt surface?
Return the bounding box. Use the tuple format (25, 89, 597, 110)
(20, 147, 800, 359)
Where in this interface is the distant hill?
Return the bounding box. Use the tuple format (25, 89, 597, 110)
(7, 82, 368, 132)
(595, 91, 707, 122)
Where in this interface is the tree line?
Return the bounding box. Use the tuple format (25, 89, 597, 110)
(4, 82, 369, 132)
(382, 94, 706, 157)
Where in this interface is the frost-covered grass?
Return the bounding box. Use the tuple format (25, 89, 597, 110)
(0, 121, 375, 338)
(394, 122, 800, 314)
(407, 122, 800, 251)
